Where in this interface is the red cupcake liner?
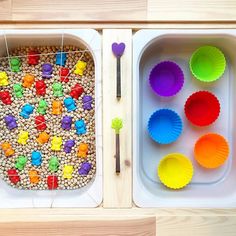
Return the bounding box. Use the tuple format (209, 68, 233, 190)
(184, 91, 220, 126)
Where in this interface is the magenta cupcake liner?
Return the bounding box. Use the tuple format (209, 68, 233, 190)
(149, 61, 184, 97)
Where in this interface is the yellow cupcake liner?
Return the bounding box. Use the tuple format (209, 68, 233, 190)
(157, 153, 194, 189)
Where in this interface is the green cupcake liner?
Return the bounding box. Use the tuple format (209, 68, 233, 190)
(190, 46, 226, 82)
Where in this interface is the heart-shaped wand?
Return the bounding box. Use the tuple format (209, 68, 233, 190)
(111, 117, 123, 173)
(112, 42, 125, 99)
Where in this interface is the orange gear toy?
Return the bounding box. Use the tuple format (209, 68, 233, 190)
(77, 143, 88, 158)
(52, 100, 62, 115)
(1, 142, 14, 157)
(22, 74, 35, 88)
(29, 170, 40, 184)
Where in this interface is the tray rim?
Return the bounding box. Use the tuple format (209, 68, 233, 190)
(0, 28, 103, 208)
(132, 29, 236, 208)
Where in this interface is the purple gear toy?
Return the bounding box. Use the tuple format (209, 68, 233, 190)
(61, 116, 72, 130)
(4, 115, 17, 130)
(78, 162, 92, 175)
(42, 63, 53, 79)
(82, 95, 93, 110)
(63, 140, 75, 153)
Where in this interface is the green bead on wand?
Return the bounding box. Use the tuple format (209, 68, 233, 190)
(111, 117, 123, 174)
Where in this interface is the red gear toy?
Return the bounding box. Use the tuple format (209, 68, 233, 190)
(35, 80, 46, 96)
(0, 91, 12, 105)
(60, 67, 70, 82)
(47, 175, 58, 190)
(28, 50, 40, 65)
(70, 83, 84, 99)
(35, 115, 47, 131)
(7, 169, 20, 184)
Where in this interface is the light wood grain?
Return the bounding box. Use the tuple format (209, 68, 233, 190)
(103, 29, 132, 208)
(1, 208, 236, 221)
(1, 209, 236, 236)
(1, 214, 236, 236)
(0, 0, 233, 22)
(0, 218, 156, 236)
(157, 215, 236, 236)
(11, 0, 147, 21)
(0, 0, 11, 20)
(147, 0, 236, 21)
(2, 23, 236, 29)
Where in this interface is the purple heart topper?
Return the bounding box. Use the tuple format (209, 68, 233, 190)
(112, 42, 126, 58)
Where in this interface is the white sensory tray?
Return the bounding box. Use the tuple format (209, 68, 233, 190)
(133, 29, 236, 207)
(0, 29, 102, 208)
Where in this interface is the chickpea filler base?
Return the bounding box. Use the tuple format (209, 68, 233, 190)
(0, 45, 96, 190)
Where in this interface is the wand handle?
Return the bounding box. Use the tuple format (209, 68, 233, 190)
(117, 57, 121, 99)
(116, 133, 120, 173)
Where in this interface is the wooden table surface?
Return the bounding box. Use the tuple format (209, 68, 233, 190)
(1, 1, 236, 235)
(1, 0, 236, 22)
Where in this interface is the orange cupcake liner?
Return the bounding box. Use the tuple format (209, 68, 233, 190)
(194, 133, 229, 169)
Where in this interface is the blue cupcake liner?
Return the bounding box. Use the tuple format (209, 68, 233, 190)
(147, 109, 183, 144)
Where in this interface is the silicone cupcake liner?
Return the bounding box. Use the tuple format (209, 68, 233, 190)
(157, 153, 194, 189)
(184, 91, 220, 126)
(148, 109, 183, 145)
(194, 133, 229, 169)
(149, 61, 184, 97)
(190, 46, 226, 82)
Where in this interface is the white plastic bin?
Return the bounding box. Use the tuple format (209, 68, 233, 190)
(133, 29, 236, 207)
(0, 29, 102, 208)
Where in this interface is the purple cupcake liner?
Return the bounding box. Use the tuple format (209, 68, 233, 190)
(149, 61, 184, 97)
